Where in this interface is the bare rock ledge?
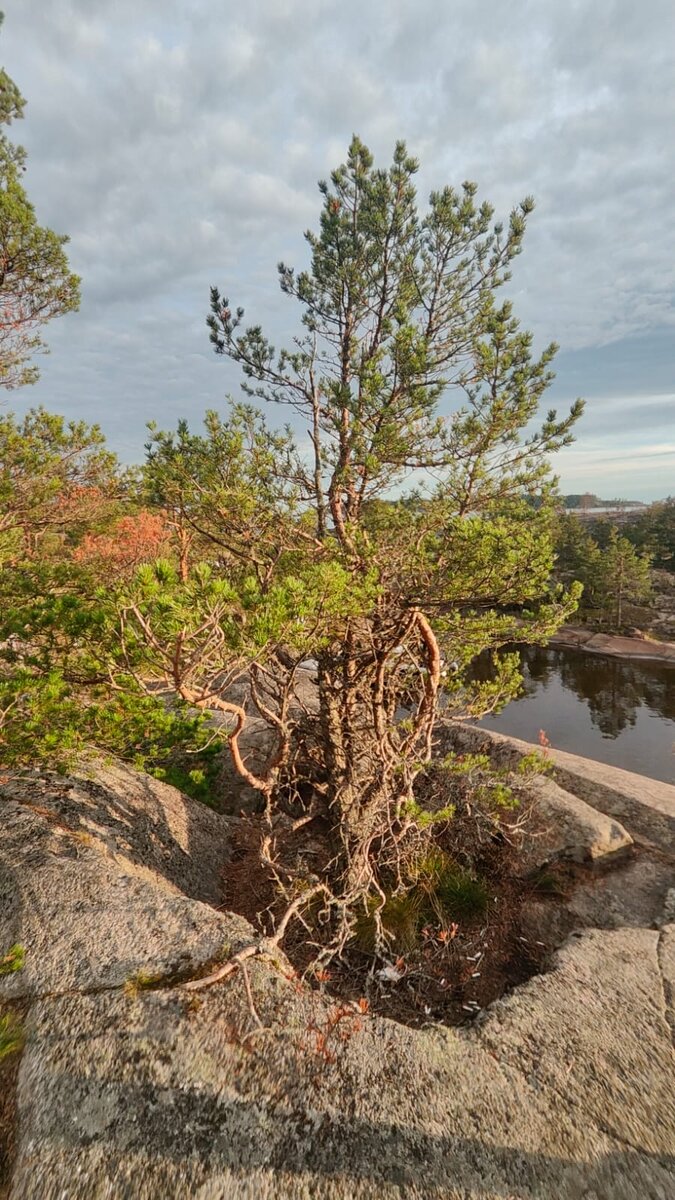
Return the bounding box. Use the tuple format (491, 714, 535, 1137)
(520, 774, 633, 869)
(1, 762, 674, 1200)
(442, 721, 675, 853)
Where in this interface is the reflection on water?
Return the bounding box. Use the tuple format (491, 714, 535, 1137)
(473, 646, 675, 784)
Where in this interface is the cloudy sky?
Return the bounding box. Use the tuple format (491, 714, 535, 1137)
(3, 0, 674, 498)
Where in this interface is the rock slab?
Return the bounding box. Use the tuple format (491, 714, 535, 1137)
(443, 721, 675, 852)
(523, 775, 633, 868)
(1, 764, 674, 1199)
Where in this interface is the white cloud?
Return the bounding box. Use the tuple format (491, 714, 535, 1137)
(1, 0, 673, 496)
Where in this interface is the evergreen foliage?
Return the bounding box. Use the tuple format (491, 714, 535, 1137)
(1, 137, 586, 964)
(197, 137, 582, 938)
(595, 528, 652, 628)
(0, 14, 80, 388)
(624, 498, 675, 571)
(0, 410, 221, 794)
(553, 512, 652, 627)
(0, 1012, 23, 1063)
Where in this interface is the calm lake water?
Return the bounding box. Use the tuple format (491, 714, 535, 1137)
(474, 645, 675, 785)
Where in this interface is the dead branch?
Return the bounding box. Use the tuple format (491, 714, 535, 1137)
(180, 882, 331, 993)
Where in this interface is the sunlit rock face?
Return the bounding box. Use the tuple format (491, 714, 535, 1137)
(1, 757, 674, 1200)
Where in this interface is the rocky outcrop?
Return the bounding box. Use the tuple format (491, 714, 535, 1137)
(550, 625, 675, 664)
(442, 721, 675, 852)
(0, 798, 249, 1003)
(1, 760, 674, 1199)
(0, 760, 234, 905)
(520, 774, 633, 869)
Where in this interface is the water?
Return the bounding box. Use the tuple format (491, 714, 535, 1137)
(473, 645, 675, 785)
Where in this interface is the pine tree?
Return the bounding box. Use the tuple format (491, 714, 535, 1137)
(626, 498, 675, 571)
(0, 407, 117, 565)
(2, 139, 585, 963)
(596, 528, 652, 629)
(0, 13, 80, 388)
(200, 136, 582, 901)
(553, 511, 603, 610)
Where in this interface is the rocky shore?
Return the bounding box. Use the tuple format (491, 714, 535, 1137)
(549, 624, 675, 664)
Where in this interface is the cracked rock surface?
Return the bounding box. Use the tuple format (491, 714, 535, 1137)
(1, 761, 675, 1199)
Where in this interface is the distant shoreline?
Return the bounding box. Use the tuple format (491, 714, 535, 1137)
(549, 625, 675, 665)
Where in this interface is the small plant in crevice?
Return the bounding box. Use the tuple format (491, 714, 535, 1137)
(517, 749, 555, 778)
(531, 870, 565, 897)
(0, 1012, 24, 1063)
(431, 863, 490, 922)
(0, 945, 25, 976)
(353, 889, 427, 956)
(529, 864, 574, 899)
(353, 850, 490, 957)
(123, 969, 166, 998)
(304, 999, 369, 1066)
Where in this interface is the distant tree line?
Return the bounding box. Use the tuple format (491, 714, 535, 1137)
(552, 511, 655, 629)
(561, 493, 647, 510)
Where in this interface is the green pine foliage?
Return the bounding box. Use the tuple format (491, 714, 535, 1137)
(0, 15, 80, 388)
(625, 498, 675, 571)
(0, 667, 221, 795)
(596, 528, 652, 628)
(201, 138, 582, 835)
(0, 412, 226, 792)
(0, 136, 588, 963)
(553, 512, 652, 628)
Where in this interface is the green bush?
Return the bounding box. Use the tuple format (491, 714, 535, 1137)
(0, 672, 222, 803)
(354, 851, 489, 954)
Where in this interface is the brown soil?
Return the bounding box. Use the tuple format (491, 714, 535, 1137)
(221, 814, 574, 1029)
